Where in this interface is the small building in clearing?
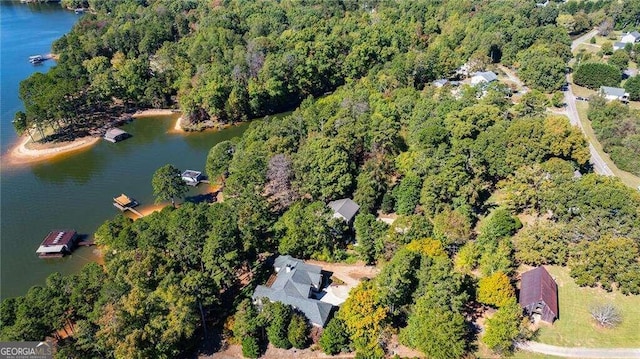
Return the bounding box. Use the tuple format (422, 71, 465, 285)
(104, 128, 129, 143)
(471, 71, 498, 86)
(621, 30, 640, 44)
(613, 42, 627, 51)
(600, 86, 630, 103)
(36, 230, 78, 258)
(519, 266, 559, 323)
(327, 198, 360, 223)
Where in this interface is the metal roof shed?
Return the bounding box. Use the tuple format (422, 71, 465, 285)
(519, 266, 558, 323)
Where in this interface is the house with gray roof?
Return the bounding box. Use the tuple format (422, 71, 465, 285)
(621, 31, 640, 44)
(471, 71, 498, 86)
(613, 42, 627, 51)
(253, 255, 334, 327)
(600, 86, 629, 103)
(328, 198, 360, 223)
(433, 79, 448, 87)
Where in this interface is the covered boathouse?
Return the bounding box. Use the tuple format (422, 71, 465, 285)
(113, 194, 138, 211)
(519, 266, 559, 323)
(104, 128, 129, 143)
(181, 170, 204, 186)
(36, 230, 78, 258)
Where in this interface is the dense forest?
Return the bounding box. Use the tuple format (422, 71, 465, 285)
(4, 0, 640, 358)
(18, 0, 634, 137)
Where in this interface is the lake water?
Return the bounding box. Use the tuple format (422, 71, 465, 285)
(0, 3, 252, 299)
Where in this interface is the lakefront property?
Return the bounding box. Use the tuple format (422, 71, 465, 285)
(3, 1, 640, 359)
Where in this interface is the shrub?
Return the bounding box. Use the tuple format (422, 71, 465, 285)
(590, 303, 622, 328)
(241, 336, 260, 358)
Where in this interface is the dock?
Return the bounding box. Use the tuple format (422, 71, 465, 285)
(104, 128, 130, 143)
(36, 230, 78, 258)
(181, 170, 205, 186)
(113, 194, 143, 217)
(28, 54, 52, 64)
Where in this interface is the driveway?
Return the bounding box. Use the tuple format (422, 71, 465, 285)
(571, 29, 599, 51)
(517, 341, 640, 358)
(307, 260, 381, 306)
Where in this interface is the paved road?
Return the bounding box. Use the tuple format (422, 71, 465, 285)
(563, 87, 614, 176)
(517, 341, 640, 358)
(571, 28, 599, 51)
(564, 28, 614, 176)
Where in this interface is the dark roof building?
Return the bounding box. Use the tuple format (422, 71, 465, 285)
(36, 230, 78, 258)
(327, 198, 360, 223)
(519, 266, 559, 323)
(253, 255, 334, 327)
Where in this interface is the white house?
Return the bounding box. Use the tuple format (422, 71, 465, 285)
(600, 86, 629, 103)
(471, 71, 498, 86)
(621, 31, 640, 44)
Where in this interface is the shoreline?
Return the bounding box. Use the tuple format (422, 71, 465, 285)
(3, 109, 179, 167)
(4, 135, 100, 166)
(132, 108, 179, 119)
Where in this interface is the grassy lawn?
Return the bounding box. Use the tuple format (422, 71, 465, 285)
(534, 266, 640, 348)
(592, 32, 621, 46)
(568, 81, 594, 98)
(574, 101, 640, 189)
(573, 44, 601, 55)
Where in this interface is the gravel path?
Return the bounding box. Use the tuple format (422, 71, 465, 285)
(517, 341, 640, 358)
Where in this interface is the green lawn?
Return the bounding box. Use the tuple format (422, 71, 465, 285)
(534, 266, 640, 348)
(574, 101, 640, 189)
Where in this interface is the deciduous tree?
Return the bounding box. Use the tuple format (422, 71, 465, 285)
(152, 164, 187, 207)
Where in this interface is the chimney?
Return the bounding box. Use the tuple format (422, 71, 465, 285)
(286, 264, 292, 273)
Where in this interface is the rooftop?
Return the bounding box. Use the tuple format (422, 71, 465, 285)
(327, 198, 360, 222)
(600, 86, 628, 98)
(253, 255, 333, 326)
(628, 30, 640, 38)
(472, 71, 498, 83)
(36, 230, 77, 255)
(181, 170, 202, 180)
(104, 128, 127, 138)
(114, 194, 134, 207)
(40, 230, 76, 247)
(519, 266, 558, 322)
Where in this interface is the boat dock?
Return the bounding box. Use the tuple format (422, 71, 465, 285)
(181, 170, 206, 186)
(36, 230, 78, 258)
(28, 54, 52, 64)
(113, 194, 143, 217)
(104, 128, 130, 143)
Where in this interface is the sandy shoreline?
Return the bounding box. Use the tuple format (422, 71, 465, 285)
(4, 135, 100, 166)
(132, 108, 179, 119)
(170, 116, 185, 133)
(3, 109, 179, 166)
